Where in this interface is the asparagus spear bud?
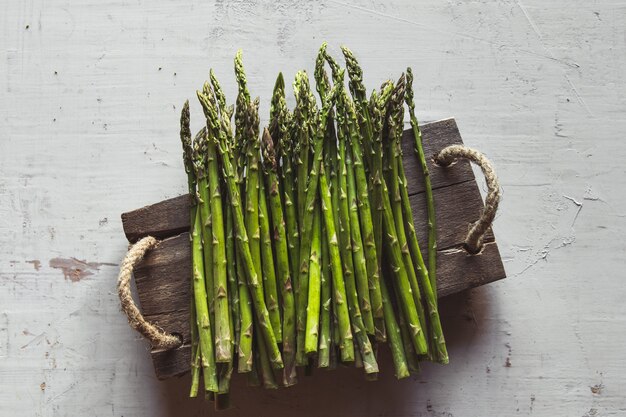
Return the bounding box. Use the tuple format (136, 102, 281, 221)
(197, 88, 284, 370)
(234, 50, 250, 138)
(262, 127, 298, 386)
(405, 68, 448, 364)
(180, 100, 196, 199)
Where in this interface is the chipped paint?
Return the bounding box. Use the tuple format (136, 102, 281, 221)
(48, 258, 116, 282)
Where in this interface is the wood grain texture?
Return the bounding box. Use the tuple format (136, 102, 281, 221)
(124, 119, 506, 379)
(2, 1, 625, 415)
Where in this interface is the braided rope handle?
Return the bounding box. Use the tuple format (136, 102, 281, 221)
(434, 145, 501, 254)
(117, 236, 182, 350)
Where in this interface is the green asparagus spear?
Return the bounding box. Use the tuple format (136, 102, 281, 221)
(199, 84, 232, 364)
(180, 102, 202, 396)
(380, 276, 409, 379)
(262, 127, 298, 386)
(259, 168, 282, 341)
(191, 207, 219, 392)
(384, 76, 429, 347)
(270, 75, 300, 305)
(318, 222, 332, 368)
(343, 94, 385, 340)
(305, 205, 322, 355)
(197, 87, 284, 370)
(403, 69, 449, 364)
(341, 48, 384, 316)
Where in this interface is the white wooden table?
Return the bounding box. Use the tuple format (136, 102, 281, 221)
(1, 1, 624, 416)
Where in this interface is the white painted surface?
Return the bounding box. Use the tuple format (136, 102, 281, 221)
(1, 1, 625, 416)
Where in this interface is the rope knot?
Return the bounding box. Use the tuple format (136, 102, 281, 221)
(435, 145, 501, 254)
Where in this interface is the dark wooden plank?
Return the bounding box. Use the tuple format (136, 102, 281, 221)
(134, 234, 191, 316)
(122, 194, 192, 243)
(437, 241, 505, 297)
(121, 119, 472, 242)
(132, 177, 506, 378)
(151, 344, 192, 380)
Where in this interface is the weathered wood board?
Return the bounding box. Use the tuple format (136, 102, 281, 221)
(121, 118, 506, 380)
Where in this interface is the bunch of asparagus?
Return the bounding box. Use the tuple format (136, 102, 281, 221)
(179, 44, 447, 409)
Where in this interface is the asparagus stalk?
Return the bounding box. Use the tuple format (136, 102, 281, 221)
(210, 76, 242, 368)
(380, 175, 428, 355)
(255, 319, 279, 389)
(259, 169, 282, 341)
(379, 276, 410, 379)
(262, 127, 297, 386)
(341, 48, 384, 316)
(243, 98, 263, 309)
(193, 128, 216, 339)
(197, 87, 284, 370)
(199, 84, 232, 364)
(305, 205, 322, 355)
(384, 76, 429, 346)
(318, 223, 332, 368)
(236, 247, 254, 372)
(293, 71, 313, 366)
(189, 299, 201, 397)
(343, 94, 385, 340)
(191, 207, 219, 392)
(225, 184, 240, 353)
(387, 263, 420, 374)
(270, 75, 300, 302)
(404, 70, 449, 364)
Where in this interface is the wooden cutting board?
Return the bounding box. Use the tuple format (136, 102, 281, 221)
(120, 118, 506, 380)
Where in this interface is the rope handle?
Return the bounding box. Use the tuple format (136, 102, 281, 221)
(117, 236, 182, 350)
(434, 145, 501, 254)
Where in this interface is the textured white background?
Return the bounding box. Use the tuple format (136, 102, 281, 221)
(1, 1, 625, 416)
